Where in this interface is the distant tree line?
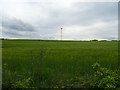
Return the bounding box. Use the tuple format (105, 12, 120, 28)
(90, 39, 118, 41)
(0, 38, 8, 40)
(0, 38, 119, 41)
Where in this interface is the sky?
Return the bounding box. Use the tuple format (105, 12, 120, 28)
(0, 0, 119, 40)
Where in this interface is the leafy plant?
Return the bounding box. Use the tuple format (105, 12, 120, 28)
(92, 62, 120, 88)
(13, 78, 33, 88)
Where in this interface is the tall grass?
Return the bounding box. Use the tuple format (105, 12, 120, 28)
(2, 40, 119, 88)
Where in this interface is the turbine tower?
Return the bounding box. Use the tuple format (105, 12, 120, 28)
(61, 27, 63, 40)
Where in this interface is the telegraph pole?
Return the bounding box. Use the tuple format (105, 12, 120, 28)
(61, 27, 63, 40)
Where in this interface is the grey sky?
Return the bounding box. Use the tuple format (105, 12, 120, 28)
(0, 0, 118, 40)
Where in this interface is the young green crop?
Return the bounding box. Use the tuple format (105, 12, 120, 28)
(2, 40, 119, 88)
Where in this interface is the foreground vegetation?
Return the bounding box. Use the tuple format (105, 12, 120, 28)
(2, 40, 120, 88)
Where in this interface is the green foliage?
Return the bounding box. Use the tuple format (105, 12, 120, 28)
(92, 62, 120, 88)
(13, 78, 33, 88)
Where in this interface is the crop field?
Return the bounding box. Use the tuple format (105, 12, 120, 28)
(2, 40, 119, 88)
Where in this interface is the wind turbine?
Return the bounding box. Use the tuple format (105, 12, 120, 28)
(61, 27, 63, 40)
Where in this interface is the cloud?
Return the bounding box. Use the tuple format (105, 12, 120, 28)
(1, 1, 118, 40)
(35, 2, 117, 27)
(2, 16, 41, 38)
(2, 16, 35, 31)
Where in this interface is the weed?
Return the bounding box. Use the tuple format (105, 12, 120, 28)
(92, 62, 120, 88)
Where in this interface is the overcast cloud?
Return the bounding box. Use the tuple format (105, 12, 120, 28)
(0, 0, 118, 40)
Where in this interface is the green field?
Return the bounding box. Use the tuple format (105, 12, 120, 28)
(2, 40, 119, 88)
